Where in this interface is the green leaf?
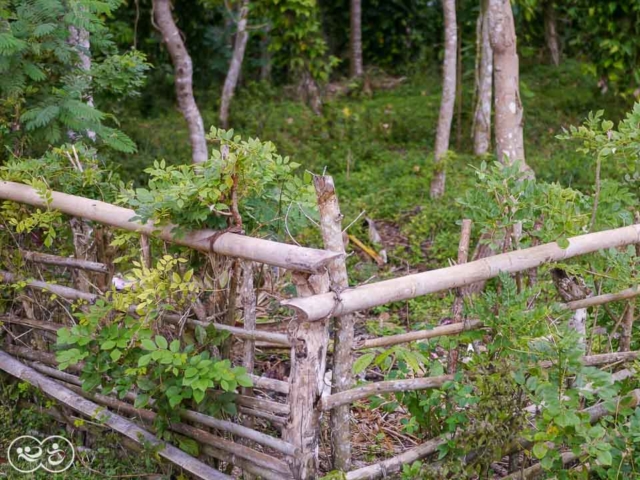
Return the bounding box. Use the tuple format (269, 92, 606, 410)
(155, 335, 168, 350)
(110, 349, 122, 362)
(134, 393, 150, 409)
(169, 339, 180, 353)
(100, 340, 116, 350)
(532, 443, 548, 459)
(141, 339, 157, 351)
(193, 389, 205, 404)
(353, 353, 375, 374)
(138, 354, 152, 367)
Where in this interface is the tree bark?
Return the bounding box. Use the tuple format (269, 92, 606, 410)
(430, 0, 457, 199)
(260, 25, 272, 82)
(220, 0, 251, 129)
(473, 0, 492, 156)
(350, 0, 363, 78)
(488, 0, 529, 171)
(153, 0, 208, 164)
(543, 1, 560, 66)
(312, 176, 354, 471)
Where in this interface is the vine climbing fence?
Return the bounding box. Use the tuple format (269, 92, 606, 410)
(0, 177, 639, 480)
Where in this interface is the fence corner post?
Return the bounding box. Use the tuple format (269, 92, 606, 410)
(313, 175, 354, 472)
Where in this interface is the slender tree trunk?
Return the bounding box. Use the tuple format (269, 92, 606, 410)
(68, 19, 98, 292)
(543, 1, 560, 66)
(260, 25, 272, 82)
(488, 0, 529, 172)
(220, 0, 251, 129)
(153, 0, 208, 164)
(298, 70, 323, 115)
(350, 0, 363, 78)
(473, 0, 492, 156)
(68, 24, 96, 142)
(429, 0, 457, 199)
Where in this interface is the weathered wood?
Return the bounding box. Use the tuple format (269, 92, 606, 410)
(346, 435, 449, 480)
(284, 272, 331, 480)
(60, 381, 292, 475)
(3, 344, 289, 416)
(0, 270, 97, 302)
(320, 375, 454, 411)
(0, 181, 341, 273)
(0, 314, 64, 332)
(357, 319, 484, 350)
(581, 351, 640, 366)
(448, 219, 472, 374)
(21, 250, 109, 273)
(314, 175, 355, 471)
(503, 452, 578, 479)
(561, 285, 640, 311)
(202, 446, 293, 480)
(283, 224, 640, 321)
(0, 350, 232, 480)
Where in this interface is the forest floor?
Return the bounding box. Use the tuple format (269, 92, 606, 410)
(1, 59, 634, 478)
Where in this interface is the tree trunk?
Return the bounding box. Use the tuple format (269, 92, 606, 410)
(543, 1, 560, 66)
(429, 0, 457, 199)
(220, 0, 251, 129)
(153, 0, 208, 164)
(350, 0, 363, 78)
(67, 24, 96, 142)
(488, 0, 529, 171)
(260, 25, 272, 82)
(473, 0, 492, 156)
(298, 70, 323, 115)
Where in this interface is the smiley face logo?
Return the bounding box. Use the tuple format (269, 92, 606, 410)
(7, 435, 75, 473)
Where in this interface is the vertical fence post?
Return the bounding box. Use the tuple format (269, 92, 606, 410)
(240, 260, 256, 479)
(284, 272, 330, 479)
(313, 175, 355, 471)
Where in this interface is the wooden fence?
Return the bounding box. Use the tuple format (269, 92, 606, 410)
(0, 178, 639, 479)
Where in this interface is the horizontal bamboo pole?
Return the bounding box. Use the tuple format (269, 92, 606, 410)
(24, 361, 295, 456)
(0, 350, 232, 480)
(562, 285, 640, 310)
(0, 273, 291, 348)
(320, 374, 454, 411)
(355, 285, 640, 351)
(356, 320, 484, 350)
(283, 224, 640, 321)
(183, 317, 291, 347)
(21, 250, 109, 273)
(0, 181, 339, 273)
(503, 451, 579, 479)
(0, 270, 97, 302)
(0, 314, 62, 332)
(346, 435, 450, 480)
(581, 350, 640, 366)
(3, 345, 289, 417)
(60, 382, 292, 475)
(202, 446, 293, 480)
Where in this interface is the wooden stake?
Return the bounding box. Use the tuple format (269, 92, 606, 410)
(448, 219, 472, 374)
(313, 175, 355, 471)
(283, 271, 331, 480)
